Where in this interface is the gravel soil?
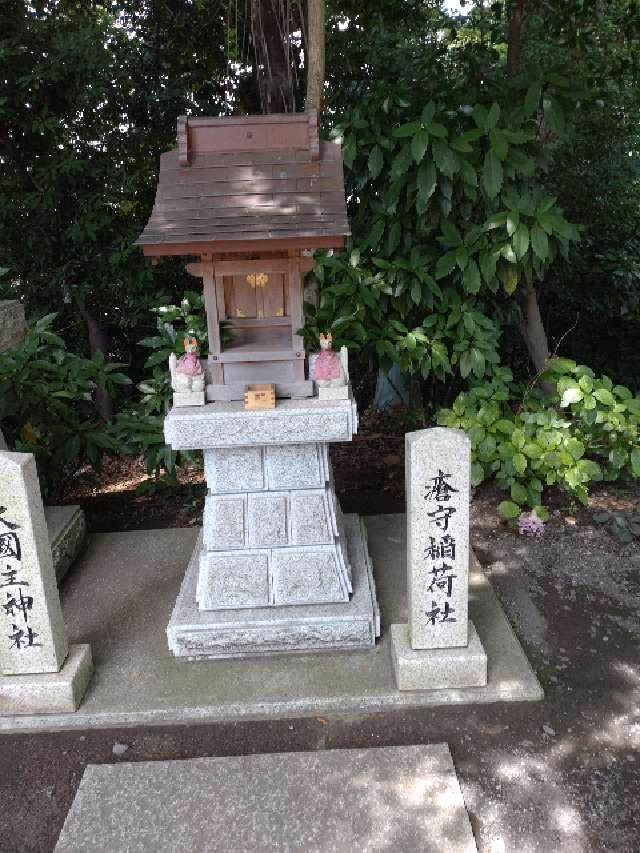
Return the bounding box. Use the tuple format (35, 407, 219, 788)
(1, 413, 639, 852)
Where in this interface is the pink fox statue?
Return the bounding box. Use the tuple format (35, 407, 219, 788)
(313, 332, 349, 392)
(169, 337, 205, 405)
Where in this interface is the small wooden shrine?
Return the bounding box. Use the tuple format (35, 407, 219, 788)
(136, 110, 349, 401)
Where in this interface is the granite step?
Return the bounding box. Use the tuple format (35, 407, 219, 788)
(55, 744, 478, 853)
(45, 505, 86, 583)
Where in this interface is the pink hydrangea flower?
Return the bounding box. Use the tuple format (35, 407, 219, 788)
(518, 511, 545, 537)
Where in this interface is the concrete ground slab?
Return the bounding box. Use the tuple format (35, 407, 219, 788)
(54, 743, 477, 853)
(46, 505, 87, 583)
(0, 514, 542, 733)
(0, 644, 93, 715)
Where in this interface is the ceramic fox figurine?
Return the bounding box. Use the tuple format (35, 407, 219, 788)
(169, 337, 206, 406)
(313, 332, 349, 392)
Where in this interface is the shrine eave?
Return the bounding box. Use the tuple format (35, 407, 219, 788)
(138, 234, 346, 257)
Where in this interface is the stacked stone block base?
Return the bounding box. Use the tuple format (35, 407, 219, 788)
(168, 516, 380, 658)
(164, 396, 380, 659)
(198, 443, 353, 611)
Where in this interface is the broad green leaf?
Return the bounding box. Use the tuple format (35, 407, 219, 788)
(548, 357, 577, 374)
(368, 145, 384, 179)
(594, 388, 615, 406)
(566, 438, 585, 460)
(631, 447, 640, 476)
(435, 251, 458, 280)
(560, 387, 583, 407)
(609, 447, 627, 469)
(425, 120, 448, 138)
(441, 219, 463, 248)
(450, 136, 473, 153)
(368, 219, 385, 249)
(512, 223, 530, 259)
(479, 250, 498, 284)
(472, 104, 488, 130)
(511, 482, 529, 504)
(390, 145, 413, 180)
(463, 259, 481, 293)
(411, 129, 429, 163)
(533, 505, 550, 522)
(498, 500, 521, 520)
(455, 247, 469, 270)
(544, 97, 565, 136)
(416, 160, 437, 206)
(506, 210, 519, 236)
(470, 345, 485, 376)
(460, 349, 473, 378)
(482, 150, 503, 199)
(459, 159, 477, 186)
(486, 102, 501, 130)
(531, 225, 549, 260)
(524, 83, 541, 116)
(613, 385, 632, 400)
(495, 419, 515, 434)
(387, 222, 401, 254)
(513, 453, 527, 475)
(392, 121, 421, 138)
(471, 462, 485, 487)
(484, 211, 508, 230)
(489, 127, 508, 159)
(421, 102, 436, 123)
(511, 428, 525, 449)
(432, 139, 458, 177)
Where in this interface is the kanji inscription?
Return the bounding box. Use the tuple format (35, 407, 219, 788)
(0, 453, 67, 675)
(406, 429, 470, 649)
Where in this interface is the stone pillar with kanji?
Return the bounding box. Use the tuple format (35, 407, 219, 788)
(390, 428, 487, 691)
(0, 452, 93, 714)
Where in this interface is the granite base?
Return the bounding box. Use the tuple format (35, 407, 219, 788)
(390, 622, 487, 691)
(46, 505, 87, 583)
(167, 515, 380, 658)
(0, 644, 93, 715)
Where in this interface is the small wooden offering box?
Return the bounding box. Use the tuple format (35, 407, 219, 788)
(244, 383, 276, 410)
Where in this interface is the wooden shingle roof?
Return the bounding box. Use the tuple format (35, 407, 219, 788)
(136, 110, 350, 256)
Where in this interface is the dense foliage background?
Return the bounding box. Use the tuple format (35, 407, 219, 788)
(1, 0, 639, 513)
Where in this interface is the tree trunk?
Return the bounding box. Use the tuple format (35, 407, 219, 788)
(506, 0, 526, 78)
(506, 0, 552, 375)
(518, 279, 550, 373)
(251, 0, 294, 113)
(76, 297, 114, 421)
(305, 0, 325, 116)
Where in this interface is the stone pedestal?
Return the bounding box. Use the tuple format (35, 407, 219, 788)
(164, 396, 380, 658)
(0, 452, 93, 713)
(390, 428, 487, 691)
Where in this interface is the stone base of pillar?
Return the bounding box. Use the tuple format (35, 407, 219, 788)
(167, 516, 380, 659)
(0, 644, 93, 715)
(389, 621, 487, 691)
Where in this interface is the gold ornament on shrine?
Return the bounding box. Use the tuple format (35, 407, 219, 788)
(246, 272, 269, 289)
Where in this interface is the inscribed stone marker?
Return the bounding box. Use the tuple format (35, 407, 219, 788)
(406, 428, 470, 649)
(0, 453, 68, 675)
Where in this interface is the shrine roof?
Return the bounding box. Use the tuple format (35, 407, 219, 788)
(135, 111, 350, 256)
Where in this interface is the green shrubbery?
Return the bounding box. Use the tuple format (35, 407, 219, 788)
(0, 315, 130, 493)
(437, 359, 640, 519)
(113, 293, 209, 485)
